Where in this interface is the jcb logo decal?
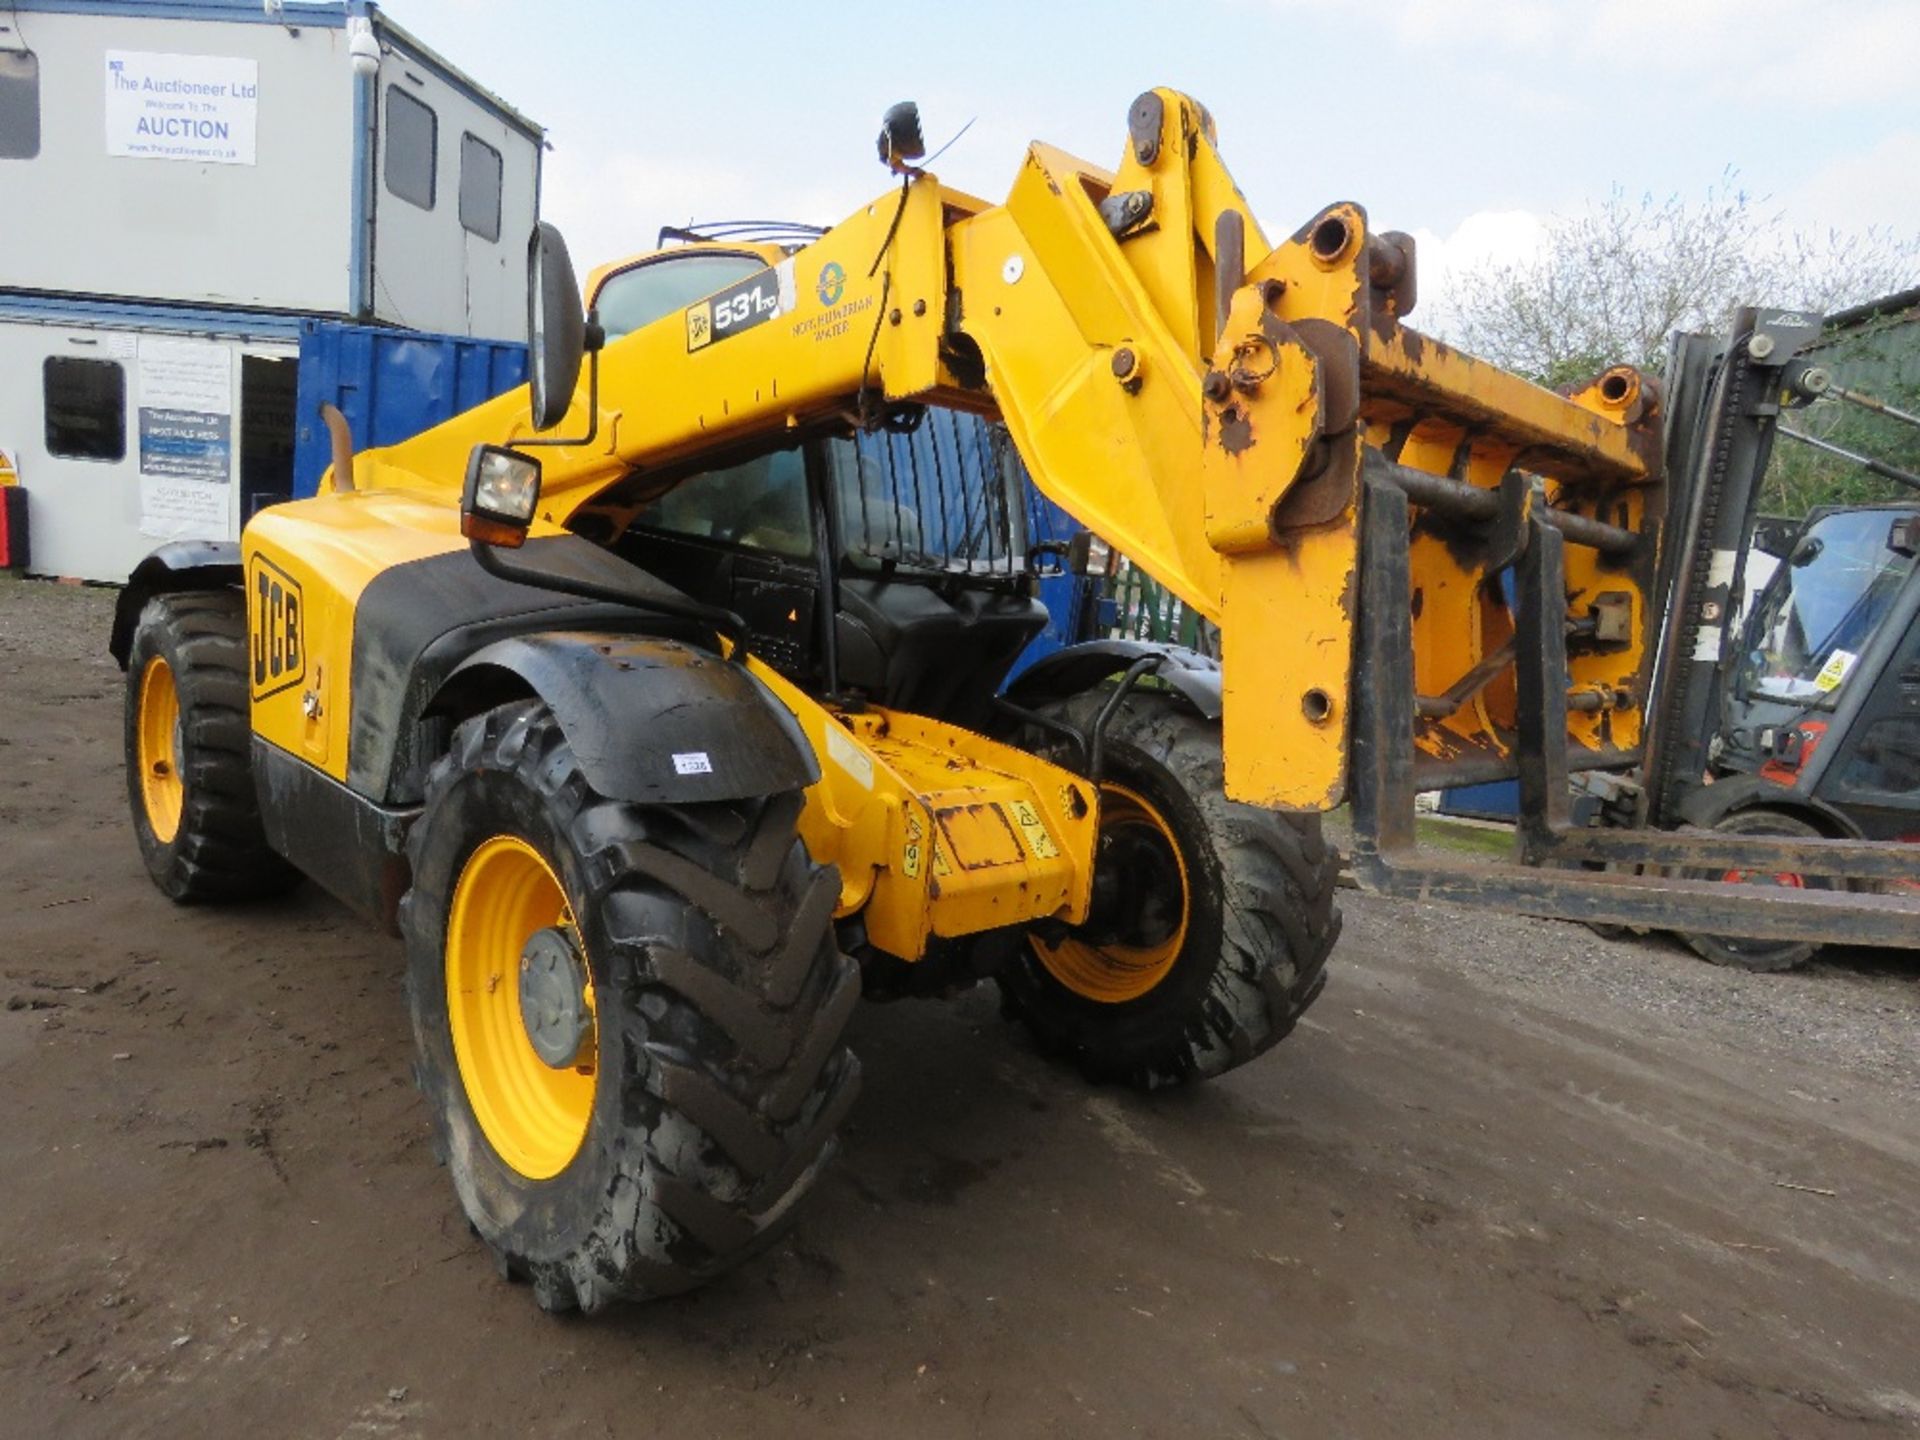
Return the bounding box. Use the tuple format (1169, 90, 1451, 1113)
(248, 555, 305, 701)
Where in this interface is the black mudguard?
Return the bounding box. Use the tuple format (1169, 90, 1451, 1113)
(110, 541, 241, 667)
(1004, 639, 1222, 720)
(1675, 771, 1863, 839)
(436, 632, 820, 805)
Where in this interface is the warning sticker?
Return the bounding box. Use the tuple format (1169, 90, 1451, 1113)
(824, 724, 875, 790)
(903, 811, 924, 880)
(1814, 649, 1858, 694)
(1010, 800, 1059, 860)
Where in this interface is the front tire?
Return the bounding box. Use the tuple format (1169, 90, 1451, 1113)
(996, 690, 1340, 1089)
(122, 590, 299, 902)
(402, 699, 861, 1312)
(1681, 808, 1830, 973)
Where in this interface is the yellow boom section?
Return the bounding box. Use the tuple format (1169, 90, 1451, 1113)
(362, 88, 1662, 813)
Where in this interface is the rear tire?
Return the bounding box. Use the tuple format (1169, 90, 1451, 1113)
(402, 699, 861, 1313)
(122, 590, 299, 902)
(1681, 808, 1829, 973)
(996, 690, 1339, 1090)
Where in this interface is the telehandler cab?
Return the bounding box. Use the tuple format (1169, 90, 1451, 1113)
(110, 91, 1920, 1313)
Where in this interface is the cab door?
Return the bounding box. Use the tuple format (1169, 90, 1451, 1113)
(1814, 599, 1920, 843)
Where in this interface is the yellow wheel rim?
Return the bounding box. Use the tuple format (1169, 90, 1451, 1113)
(1033, 782, 1190, 1004)
(135, 655, 185, 844)
(445, 836, 597, 1181)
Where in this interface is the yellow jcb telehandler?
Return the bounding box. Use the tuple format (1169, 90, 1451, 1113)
(110, 91, 1920, 1313)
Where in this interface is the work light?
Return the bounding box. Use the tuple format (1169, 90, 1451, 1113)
(461, 443, 542, 548)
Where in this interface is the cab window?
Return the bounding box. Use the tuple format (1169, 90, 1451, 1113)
(631, 447, 812, 560)
(594, 253, 763, 340)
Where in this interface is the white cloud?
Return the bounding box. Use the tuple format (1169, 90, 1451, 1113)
(1407, 210, 1549, 337)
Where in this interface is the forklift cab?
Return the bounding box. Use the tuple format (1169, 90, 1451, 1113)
(1719, 504, 1920, 842)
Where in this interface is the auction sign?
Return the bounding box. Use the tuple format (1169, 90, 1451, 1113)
(105, 51, 259, 166)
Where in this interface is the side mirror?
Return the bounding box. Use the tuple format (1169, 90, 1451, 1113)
(461, 443, 542, 549)
(1890, 516, 1918, 558)
(527, 222, 587, 433)
(1750, 515, 1799, 560)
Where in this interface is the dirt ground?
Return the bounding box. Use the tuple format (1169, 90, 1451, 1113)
(3, 574, 1917, 1440)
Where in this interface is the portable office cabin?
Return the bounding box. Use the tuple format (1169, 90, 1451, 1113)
(0, 0, 542, 580)
(0, 298, 301, 580)
(0, 0, 542, 337)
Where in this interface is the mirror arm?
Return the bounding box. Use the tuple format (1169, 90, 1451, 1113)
(468, 539, 751, 656)
(517, 315, 605, 451)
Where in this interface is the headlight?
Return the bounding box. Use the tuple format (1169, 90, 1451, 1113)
(461, 444, 542, 548)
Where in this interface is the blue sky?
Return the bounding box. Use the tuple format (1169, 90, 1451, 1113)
(386, 0, 1919, 323)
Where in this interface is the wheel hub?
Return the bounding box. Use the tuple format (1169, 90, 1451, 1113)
(519, 926, 592, 1068)
(1031, 782, 1191, 1004)
(1081, 826, 1184, 949)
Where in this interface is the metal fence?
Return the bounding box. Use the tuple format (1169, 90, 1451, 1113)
(840, 409, 1025, 576)
(844, 408, 1217, 654)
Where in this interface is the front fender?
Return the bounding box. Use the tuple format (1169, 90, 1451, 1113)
(1003, 638, 1222, 719)
(1676, 772, 1864, 839)
(436, 632, 820, 805)
(110, 540, 242, 667)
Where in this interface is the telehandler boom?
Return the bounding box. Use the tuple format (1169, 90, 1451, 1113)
(111, 90, 1920, 1313)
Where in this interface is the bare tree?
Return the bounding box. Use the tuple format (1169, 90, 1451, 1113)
(1443, 171, 1920, 388)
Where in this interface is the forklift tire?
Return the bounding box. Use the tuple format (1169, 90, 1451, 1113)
(996, 689, 1339, 1090)
(401, 699, 861, 1313)
(1681, 808, 1831, 973)
(122, 590, 300, 903)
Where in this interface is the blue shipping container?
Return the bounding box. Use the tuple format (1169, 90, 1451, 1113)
(292, 320, 528, 498)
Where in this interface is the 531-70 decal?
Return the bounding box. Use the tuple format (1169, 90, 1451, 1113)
(685, 258, 796, 352)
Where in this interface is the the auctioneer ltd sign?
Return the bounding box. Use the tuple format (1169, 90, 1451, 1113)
(104, 50, 259, 166)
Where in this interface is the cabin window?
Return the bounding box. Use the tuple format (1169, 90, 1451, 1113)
(384, 85, 437, 210)
(459, 133, 503, 241)
(0, 49, 39, 159)
(594, 254, 764, 341)
(44, 357, 127, 462)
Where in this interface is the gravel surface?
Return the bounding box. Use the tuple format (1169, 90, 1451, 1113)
(1345, 894, 1920, 1095)
(2, 574, 1916, 1439)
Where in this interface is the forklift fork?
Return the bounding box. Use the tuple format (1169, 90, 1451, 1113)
(1347, 456, 1920, 948)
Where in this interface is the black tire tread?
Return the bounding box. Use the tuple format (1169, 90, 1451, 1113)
(997, 689, 1339, 1089)
(123, 590, 299, 903)
(402, 700, 860, 1313)
(1681, 808, 1828, 973)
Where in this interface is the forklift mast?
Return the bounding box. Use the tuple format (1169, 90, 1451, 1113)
(1640, 307, 1828, 828)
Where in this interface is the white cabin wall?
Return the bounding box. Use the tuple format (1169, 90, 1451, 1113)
(1, 9, 355, 314)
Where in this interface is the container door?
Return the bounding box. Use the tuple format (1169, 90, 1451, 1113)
(238, 352, 298, 521)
